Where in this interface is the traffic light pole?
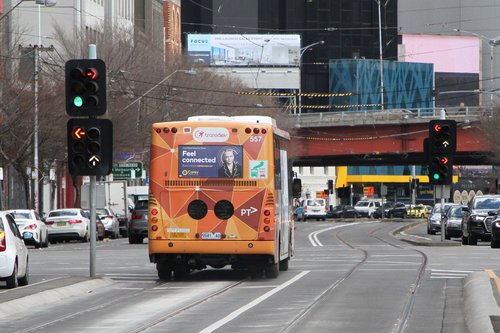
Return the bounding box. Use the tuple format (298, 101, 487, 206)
(88, 44, 97, 278)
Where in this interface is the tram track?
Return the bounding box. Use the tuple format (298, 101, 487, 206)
(14, 277, 247, 333)
(282, 221, 428, 333)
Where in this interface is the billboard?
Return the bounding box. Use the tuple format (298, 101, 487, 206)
(178, 145, 244, 179)
(187, 34, 301, 67)
(401, 34, 480, 74)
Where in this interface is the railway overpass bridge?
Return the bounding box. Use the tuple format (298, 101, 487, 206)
(289, 106, 493, 167)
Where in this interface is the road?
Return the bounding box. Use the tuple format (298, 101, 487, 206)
(1, 219, 499, 332)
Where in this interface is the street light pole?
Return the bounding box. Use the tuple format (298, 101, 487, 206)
(298, 40, 325, 115)
(119, 69, 196, 114)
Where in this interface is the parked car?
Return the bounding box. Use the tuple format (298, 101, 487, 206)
(6, 209, 49, 248)
(45, 208, 91, 243)
(386, 202, 408, 218)
(301, 198, 327, 221)
(0, 212, 29, 288)
(407, 204, 432, 218)
(427, 203, 454, 235)
(373, 202, 394, 219)
(462, 195, 500, 245)
(293, 207, 305, 221)
(354, 200, 382, 218)
(82, 209, 105, 241)
(128, 199, 148, 244)
(96, 207, 120, 239)
(327, 205, 358, 218)
(442, 204, 466, 239)
(489, 209, 500, 248)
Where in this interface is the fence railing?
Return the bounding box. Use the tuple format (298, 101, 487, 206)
(290, 106, 491, 127)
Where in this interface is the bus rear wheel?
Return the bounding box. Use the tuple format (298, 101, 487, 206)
(156, 263, 172, 280)
(265, 262, 279, 278)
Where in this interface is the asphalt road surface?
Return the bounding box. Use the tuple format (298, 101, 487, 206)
(1, 219, 500, 332)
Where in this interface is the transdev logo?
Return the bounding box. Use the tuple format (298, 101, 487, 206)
(193, 128, 229, 142)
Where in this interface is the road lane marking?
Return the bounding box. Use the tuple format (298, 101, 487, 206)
(308, 223, 363, 246)
(485, 269, 500, 294)
(199, 271, 310, 333)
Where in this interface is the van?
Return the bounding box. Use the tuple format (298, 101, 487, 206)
(301, 198, 327, 221)
(354, 200, 382, 218)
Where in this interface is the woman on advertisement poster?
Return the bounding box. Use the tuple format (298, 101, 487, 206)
(218, 148, 242, 178)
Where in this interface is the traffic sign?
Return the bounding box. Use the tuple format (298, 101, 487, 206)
(112, 162, 143, 179)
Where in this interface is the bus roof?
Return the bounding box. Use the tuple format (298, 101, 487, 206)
(187, 115, 275, 126)
(186, 115, 290, 139)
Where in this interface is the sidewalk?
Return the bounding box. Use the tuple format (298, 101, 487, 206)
(394, 221, 500, 333)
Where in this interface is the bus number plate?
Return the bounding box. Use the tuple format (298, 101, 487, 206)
(201, 232, 222, 240)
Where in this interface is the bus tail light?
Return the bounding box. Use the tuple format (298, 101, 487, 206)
(0, 232, 5, 252)
(263, 226, 270, 232)
(151, 208, 158, 216)
(151, 225, 158, 231)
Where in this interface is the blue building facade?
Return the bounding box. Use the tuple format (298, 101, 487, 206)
(329, 59, 434, 111)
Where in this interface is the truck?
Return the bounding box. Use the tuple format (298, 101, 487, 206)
(81, 180, 131, 237)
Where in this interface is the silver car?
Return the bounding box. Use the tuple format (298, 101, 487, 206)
(45, 209, 91, 243)
(443, 204, 466, 239)
(96, 207, 120, 239)
(427, 203, 454, 235)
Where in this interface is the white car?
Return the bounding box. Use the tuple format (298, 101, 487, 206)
(7, 209, 49, 248)
(301, 198, 327, 221)
(45, 209, 91, 243)
(0, 212, 29, 288)
(96, 207, 120, 239)
(354, 200, 382, 218)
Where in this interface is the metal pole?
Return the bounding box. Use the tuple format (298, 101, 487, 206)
(33, 45, 40, 214)
(491, 44, 494, 107)
(88, 44, 97, 278)
(377, 0, 385, 110)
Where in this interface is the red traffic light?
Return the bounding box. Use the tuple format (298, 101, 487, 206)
(84, 68, 98, 79)
(433, 124, 442, 132)
(440, 156, 449, 164)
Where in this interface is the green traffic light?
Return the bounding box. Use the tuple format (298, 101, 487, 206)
(73, 96, 83, 107)
(433, 173, 440, 180)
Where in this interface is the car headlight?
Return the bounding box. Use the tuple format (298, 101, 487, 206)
(470, 215, 485, 223)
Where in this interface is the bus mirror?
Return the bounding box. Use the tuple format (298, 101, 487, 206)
(292, 178, 302, 198)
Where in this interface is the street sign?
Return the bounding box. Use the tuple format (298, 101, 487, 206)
(112, 162, 143, 179)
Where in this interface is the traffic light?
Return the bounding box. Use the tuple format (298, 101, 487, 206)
(67, 118, 113, 176)
(327, 179, 334, 194)
(428, 120, 456, 153)
(65, 59, 106, 116)
(428, 155, 453, 185)
(427, 120, 456, 185)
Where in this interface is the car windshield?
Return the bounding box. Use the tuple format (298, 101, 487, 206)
(473, 198, 500, 210)
(49, 210, 78, 217)
(450, 207, 464, 218)
(355, 202, 369, 207)
(96, 209, 108, 215)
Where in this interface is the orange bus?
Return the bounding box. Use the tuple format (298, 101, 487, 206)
(148, 115, 294, 279)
